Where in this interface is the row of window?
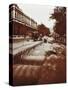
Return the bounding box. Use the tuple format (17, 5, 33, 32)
(10, 8, 37, 29)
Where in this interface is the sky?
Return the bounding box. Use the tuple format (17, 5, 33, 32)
(18, 4, 56, 32)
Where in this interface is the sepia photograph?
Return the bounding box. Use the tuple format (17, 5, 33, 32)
(9, 3, 66, 86)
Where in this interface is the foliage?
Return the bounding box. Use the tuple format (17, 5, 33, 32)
(50, 7, 66, 35)
(38, 24, 50, 36)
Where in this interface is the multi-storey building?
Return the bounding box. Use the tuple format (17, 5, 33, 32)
(9, 4, 37, 37)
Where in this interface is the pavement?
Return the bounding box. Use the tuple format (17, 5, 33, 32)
(10, 40, 65, 61)
(22, 42, 54, 60)
(9, 40, 43, 55)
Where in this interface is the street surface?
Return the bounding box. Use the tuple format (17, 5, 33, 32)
(11, 40, 66, 85)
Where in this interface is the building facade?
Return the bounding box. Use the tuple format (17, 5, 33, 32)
(9, 4, 37, 37)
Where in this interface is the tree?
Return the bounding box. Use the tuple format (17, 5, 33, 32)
(38, 24, 50, 36)
(50, 7, 66, 35)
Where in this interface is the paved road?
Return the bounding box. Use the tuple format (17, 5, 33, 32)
(21, 42, 65, 61)
(9, 41, 43, 55)
(10, 40, 64, 61)
(22, 42, 54, 60)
